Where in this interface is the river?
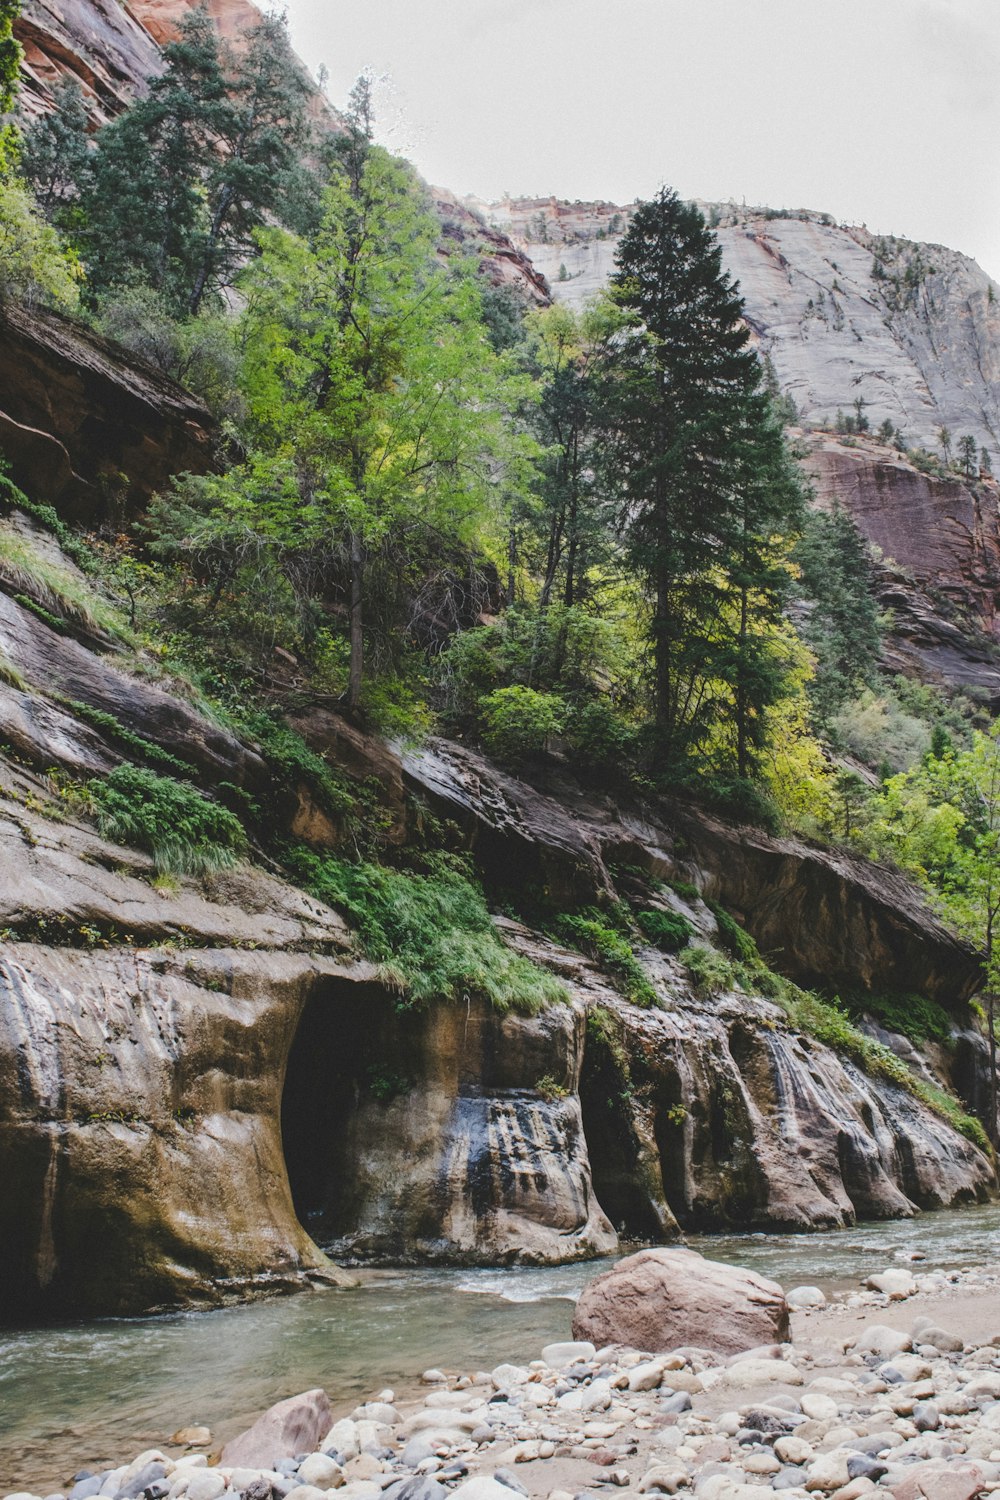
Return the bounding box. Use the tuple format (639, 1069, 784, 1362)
(4, 1202, 1000, 1495)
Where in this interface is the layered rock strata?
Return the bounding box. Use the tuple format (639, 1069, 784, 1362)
(0, 304, 217, 517)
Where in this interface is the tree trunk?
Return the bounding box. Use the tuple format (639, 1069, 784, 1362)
(506, 524, 517, 608)
(347, 530, 364, 712)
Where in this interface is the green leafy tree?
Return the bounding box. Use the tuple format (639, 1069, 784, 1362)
(162, 141, 533, 708)
(867, 727, 1000, 1142)
(521, 302, 619, 614)
(0, 177, 82, 308)
(0, 0, 22, 176)
(938, 425, 952, 464)
(597, 186, 803, 779)
(981, 447, 992, 478)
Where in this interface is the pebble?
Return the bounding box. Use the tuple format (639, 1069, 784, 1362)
(13, 1262, 1000, 1500)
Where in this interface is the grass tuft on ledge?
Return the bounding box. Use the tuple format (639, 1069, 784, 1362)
(287, 846, 567, 1014)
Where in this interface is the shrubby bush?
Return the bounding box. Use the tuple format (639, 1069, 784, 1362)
(0, 179, 82, 309)
(90, 765, 247, 874)
(479, 684, 567, 764)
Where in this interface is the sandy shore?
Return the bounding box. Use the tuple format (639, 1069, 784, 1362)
(9, 1259, 1000, 1500)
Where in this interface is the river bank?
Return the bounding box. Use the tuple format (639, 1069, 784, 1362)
(6, 1224, 1000, 1500)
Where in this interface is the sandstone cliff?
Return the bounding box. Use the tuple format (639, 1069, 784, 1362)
(484, 199, 1000, 460)
(16, 0, 283, 120)
(0, 510, 994, 1320)
(0, 302, 217, 516)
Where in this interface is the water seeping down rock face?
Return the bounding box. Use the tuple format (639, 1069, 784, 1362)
(0, 525, 995, 1318)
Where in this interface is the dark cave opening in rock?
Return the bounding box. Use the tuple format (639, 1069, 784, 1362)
(280, 980, 396, 1247)
(579, 1033, 665, 1241)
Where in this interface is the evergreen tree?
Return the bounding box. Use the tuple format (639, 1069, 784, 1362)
(794, 504, 882, 721)
(20, 77, 93, 227)
(597, 186, 803, 778)
(958, 433, 978, 480)
(523, 303, 617, 612)
(79, 5, 310, 315)
(185, 11, 311, 314)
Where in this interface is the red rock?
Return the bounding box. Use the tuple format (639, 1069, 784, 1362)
(572, 1247, 790, 1357)
(0, 303, 216, 517)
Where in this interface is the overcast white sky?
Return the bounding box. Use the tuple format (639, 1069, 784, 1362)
(281, 0, 1000, 280)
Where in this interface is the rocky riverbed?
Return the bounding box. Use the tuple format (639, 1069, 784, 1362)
(10, 1253, 1000, 1500)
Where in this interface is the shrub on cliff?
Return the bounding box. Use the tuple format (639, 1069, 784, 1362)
(0, 179, 82, 310)
(90, 765, 247, 875)
(286, 847, 566, 1014)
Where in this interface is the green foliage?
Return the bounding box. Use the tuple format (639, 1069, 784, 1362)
(0, 526, 125, 638)
(78, 8, 312, 315)
(479, 684, 567, 763)
(841, 990, 953, 1045)
(235, 710, 353, 817)
(667, 877, 701, 902)
(20, 78, 92, 229)
(0, 464, 97, 573)
(681, 943, 736, 995)
(559, 911, 657, 1006)
(794, 505, 882, 721)
(89, 765, 247, 875)
(707, 901, 759, 961)
(0, 177, 82, 309)
(0, 0, 22, 174)
(97, 288, 242, 419)
(585, 1003, 629, 1069)
(635, 907, 693, 953)
(286, 846, 566, 1013)
(0, 646, 24, 689)
(364, 1066, 411, 1102)
(603, 186, 805, 778)
(778, 987, 988, 1151)
(535, 1073, 569, 1101)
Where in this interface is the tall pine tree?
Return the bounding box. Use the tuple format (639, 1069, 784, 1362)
(599, 187, 802, 781)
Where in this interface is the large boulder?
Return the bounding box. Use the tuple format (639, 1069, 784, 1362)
(572, 1247, 790, 1356)
(219, 1388, 332, 1470)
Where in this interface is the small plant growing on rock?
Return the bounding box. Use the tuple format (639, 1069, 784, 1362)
(89, 764, 247, 875)
(635, 908, 693, 953)
(559, 912, 658, 1007)
(681, 943, 736, 995)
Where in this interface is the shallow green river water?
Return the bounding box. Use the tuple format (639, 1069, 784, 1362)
(3, 1202, 999, 1495)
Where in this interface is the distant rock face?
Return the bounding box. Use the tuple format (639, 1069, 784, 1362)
(17, 0, 339, 130)
(572, 1246, 790, 1355)
(484, 199, 1000, 459)
(16, 0, 162, 121)
(479, 198, 1000, 699)
(0, 303, 216, 516)
(433, 188, 551, 306)
(802, 434, 1000, 703)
